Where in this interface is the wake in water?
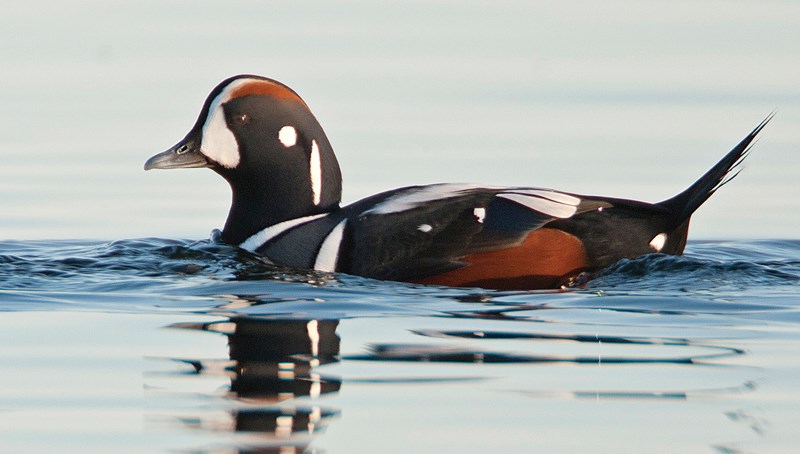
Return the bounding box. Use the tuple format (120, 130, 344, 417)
(0, 238, 797, 313)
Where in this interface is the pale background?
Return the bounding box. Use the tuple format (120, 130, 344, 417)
(1, 0, 798, 240)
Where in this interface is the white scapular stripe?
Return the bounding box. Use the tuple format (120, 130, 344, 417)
(649, 233, 668, 252)
(314, 219, 347, 272)
(310, 140, 322, 205)
(200, 78, 254, 169)
(497, 193, 578, 218)
(239, 213, 329, 252)
(278, 125, 297, 147)
(510, 189, 581, 206)
(363, 183, 502, 215)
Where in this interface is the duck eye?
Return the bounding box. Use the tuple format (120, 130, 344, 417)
(233, 113, 250, 125)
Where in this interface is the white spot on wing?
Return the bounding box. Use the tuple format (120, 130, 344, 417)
(473, 207, 486, 223)
(278, 125, 297, 147)
(417, 224, 433, 233)
(239, 213, 329, 252)
(310, 140, 322, 205)
(314, 219, 347, 272)
(497, 193, 578, 218)
(649, 233, 668, 252)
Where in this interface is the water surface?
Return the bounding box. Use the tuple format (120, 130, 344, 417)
(1, 239, 798, 452)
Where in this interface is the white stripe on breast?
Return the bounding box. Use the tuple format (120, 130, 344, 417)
(496, 193, 578, 219)
(239, 213, 329, 252)
(314, 219, 348, 272)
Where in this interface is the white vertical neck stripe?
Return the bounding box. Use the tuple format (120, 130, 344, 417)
(310, 140, 322, 205)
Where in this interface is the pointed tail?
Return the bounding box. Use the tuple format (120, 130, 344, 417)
(657, 113, 774, 229)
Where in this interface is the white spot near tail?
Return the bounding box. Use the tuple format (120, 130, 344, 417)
(314, 219, 347, 272)
(473, 207, 486, 223)
(417, 224, 433, 233)
(649, 233, 668, 252)
(310, 140, 322, 205)
(278, 125, 297, 147)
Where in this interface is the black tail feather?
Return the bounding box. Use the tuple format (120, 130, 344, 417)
(658, 112, 774, 228)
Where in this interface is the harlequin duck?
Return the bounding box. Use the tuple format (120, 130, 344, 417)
(145, 74, 771, 290)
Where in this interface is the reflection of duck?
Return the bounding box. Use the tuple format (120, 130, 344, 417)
(146, 74, 771, 290)
(166, 317, 340, 451)
(225, 318, 341, 400)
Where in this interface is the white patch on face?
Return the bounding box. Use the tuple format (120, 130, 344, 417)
(239, 213, 329, 251)
(310, 140, 322, 205)
(649, 233, 668, 252)
(473, 207, 486, 223)
(278, 125, 297, 147)
(417, 224, 433, 233)
(199, 78, 254, 169)
(314, 219, 347, 272)
(497, 193, 578, 219)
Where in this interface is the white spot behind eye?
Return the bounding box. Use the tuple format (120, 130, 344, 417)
(278, 126, 297, 147)
(473, 207, 486, 223)
(417, 224, 433, 233)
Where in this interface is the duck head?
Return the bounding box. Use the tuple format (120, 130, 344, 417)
(145, 75, 342, 244)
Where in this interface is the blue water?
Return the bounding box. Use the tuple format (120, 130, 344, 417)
(1, 238, 798, 452)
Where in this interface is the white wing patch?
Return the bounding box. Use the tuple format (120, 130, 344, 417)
(360, 184, 582, 220)
(314, 219, 347, 272)
(508, 189, 581, 206)
(362, 183, 503, 215)
(496, 192, 579, 219)
(239, 213, 329, 252)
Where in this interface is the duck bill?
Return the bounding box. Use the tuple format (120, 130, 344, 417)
(144, 138, 210, 170)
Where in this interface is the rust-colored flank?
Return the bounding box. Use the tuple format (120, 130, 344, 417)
(414, 228, 589, 290)
(230, 80, 308, 108)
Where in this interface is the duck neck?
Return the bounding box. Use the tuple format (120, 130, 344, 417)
(220, 172, 341, 245)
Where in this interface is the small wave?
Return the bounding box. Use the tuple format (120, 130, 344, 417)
(592, 241, 800, 292)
